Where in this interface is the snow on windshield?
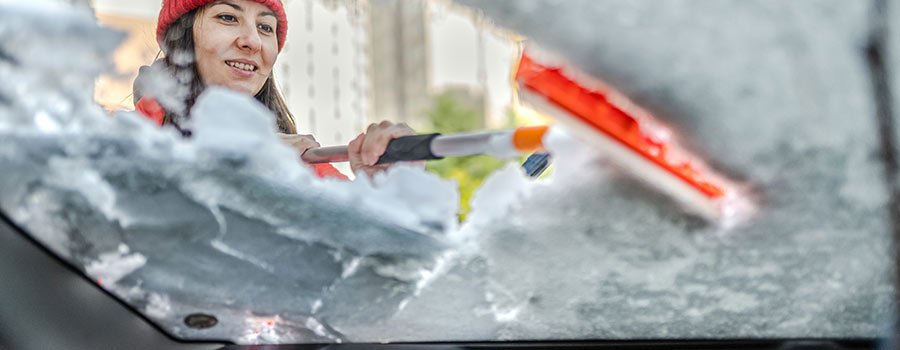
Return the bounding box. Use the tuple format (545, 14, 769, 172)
(0, 0, 894, 344)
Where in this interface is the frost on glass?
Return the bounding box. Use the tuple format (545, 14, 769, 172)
(0, 0, 894, 345)
(0, 1, 458, 343)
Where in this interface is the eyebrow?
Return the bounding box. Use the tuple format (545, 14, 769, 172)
(210, 1, 278, 18)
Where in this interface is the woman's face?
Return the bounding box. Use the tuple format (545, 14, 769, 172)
(193, 0, 279, 96)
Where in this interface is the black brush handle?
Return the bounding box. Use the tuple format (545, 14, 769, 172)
(376, 133, 443, 164)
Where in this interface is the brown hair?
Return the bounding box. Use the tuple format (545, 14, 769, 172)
(155, 8, 297, 134)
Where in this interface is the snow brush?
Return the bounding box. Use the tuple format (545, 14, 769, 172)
(301, 50, 752, 226)
(301, 126, 549, 165)
(514, 49, 753, 226)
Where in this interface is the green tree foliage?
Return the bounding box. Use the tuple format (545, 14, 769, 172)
(424, 91, 508, 221)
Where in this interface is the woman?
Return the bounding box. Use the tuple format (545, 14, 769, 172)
(134, 0, 414, 179)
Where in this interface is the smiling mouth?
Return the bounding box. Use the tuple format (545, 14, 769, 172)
(225, 60, 257, 72)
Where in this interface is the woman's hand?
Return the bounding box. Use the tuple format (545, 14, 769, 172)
(348, 121, 419, 178)
(278, 133, 320, 157)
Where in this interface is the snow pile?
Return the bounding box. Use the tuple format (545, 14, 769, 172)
(133, 56, 194, 118)
(0, 1, 120, 132)
(452, 163, 533, 246)
(188, 87, 460, 239)
(448, 0, 893, 341)
(85, 244, 148, 286)
(0, 0, 459, 343)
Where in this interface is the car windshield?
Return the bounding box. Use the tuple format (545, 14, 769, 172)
(0, 0, 896, 345)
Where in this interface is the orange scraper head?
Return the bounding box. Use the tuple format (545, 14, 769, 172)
(515, 49, 752, 226)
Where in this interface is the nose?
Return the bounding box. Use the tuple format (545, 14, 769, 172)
(235, 24, 262, 53)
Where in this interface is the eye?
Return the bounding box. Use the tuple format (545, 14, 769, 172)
(258, 23, 274, 34)
(216, 14, 237, 23)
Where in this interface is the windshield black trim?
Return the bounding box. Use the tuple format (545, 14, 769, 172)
(865, 0, 900, 340)
(0, 208, 231, 348)
(219, 339, 880, 349)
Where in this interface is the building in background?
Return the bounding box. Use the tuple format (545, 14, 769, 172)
(366, 0, 521, 130)
(277, 0, 371, 149)
(368, 0, 430, 131)
(427, 0, 520, 129)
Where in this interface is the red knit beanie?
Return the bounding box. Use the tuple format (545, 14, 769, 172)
(156, 0, 288, 51)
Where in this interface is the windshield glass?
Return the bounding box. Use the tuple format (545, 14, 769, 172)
(0, 0, 895, 345)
